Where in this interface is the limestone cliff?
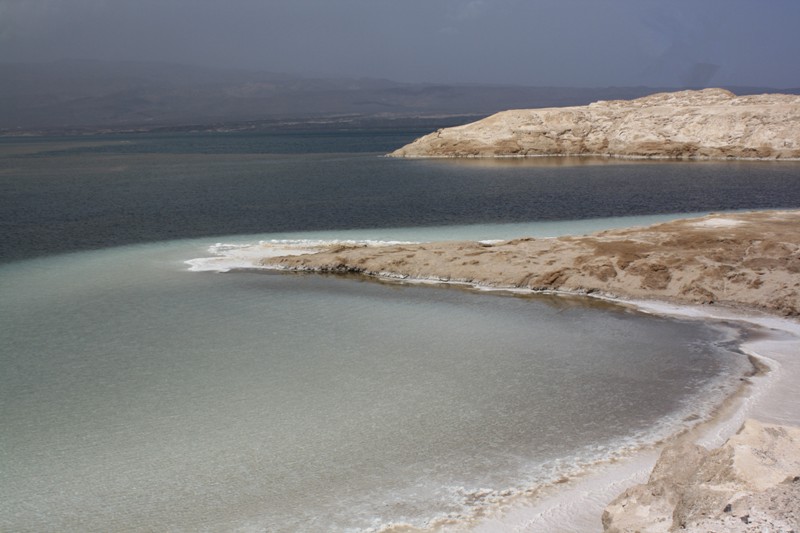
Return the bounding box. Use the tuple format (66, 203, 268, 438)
(389, 89, 800, 160)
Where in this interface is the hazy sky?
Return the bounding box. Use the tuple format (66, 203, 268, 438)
(1, 0, 799, 87)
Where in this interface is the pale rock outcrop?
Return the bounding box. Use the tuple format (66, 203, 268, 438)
(602, 419, 800, 533)
(389, 89, 800, 160)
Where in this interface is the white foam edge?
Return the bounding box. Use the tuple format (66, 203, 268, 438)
(184, 239, 417, 273)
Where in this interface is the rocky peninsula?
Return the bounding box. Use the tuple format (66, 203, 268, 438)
(389, 89, 800, 160)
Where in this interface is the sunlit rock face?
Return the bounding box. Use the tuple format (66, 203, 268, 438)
(389, 89, 800, 160)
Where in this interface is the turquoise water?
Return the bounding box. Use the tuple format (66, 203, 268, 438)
(0, 220, 748, 532)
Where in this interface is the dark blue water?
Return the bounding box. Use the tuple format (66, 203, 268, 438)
(2, 130, 800, 262)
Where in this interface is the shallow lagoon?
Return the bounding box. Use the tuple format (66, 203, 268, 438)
(0, 223, 749, 532)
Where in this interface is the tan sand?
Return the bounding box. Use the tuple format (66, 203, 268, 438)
(266, 210, 800, 316)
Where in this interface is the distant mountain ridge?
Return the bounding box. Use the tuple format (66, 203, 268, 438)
(2, 60, 798, 135)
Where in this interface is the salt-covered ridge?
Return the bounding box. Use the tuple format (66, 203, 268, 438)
(389, 89, 800, 160)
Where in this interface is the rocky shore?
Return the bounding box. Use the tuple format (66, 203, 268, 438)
(389, 89, 800, 160)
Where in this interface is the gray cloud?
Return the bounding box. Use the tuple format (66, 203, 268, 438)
(0, 0, 798, 87)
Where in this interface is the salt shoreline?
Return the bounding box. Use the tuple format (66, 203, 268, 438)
(461, 298, 800, 532)
(210, 265, 797, 532)
(188, 210, 800, 531)
(282, 273, 799, 532)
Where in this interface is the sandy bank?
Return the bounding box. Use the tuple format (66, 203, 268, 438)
(266, 210, 800, 317)
(388, 89, 800, 160)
